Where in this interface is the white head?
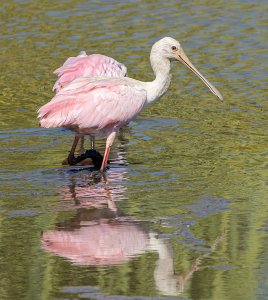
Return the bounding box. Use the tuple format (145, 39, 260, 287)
(151, 37, 182, 61)
(151, 37, 223, 101)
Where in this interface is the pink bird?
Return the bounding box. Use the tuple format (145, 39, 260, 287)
(38, 37, 223, 172)
(52, 50, 127, 155)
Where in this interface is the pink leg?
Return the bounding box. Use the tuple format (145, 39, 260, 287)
(68, 136, 80, 165)
(100, 147, 110, 172)
(100, 131, 116, 172)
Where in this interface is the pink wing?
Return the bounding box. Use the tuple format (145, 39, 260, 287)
(42, 222, 148, 266)
(38, 78, 146, 136)
(53, 52, 127, 93)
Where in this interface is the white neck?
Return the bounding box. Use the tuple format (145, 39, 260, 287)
(145, 53, 172, 104)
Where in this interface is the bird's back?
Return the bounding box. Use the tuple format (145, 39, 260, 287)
(53, 53, 127, 92)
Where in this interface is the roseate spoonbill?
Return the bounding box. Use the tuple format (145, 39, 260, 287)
(38, 37, 223, 171)
(53, 50, 127, 154)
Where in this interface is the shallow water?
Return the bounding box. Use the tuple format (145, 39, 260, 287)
(1, 1, 268, 300)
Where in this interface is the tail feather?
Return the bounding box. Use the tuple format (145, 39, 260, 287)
(38, 99, 78, 128)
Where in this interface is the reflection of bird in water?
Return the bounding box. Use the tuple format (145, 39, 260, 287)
(58, 165, 128, 209)
(42, 167, 146, 265)
(41, 206, 224, 295)
(41, 169, 224, 296)
(152, 233, 225, 295)
(42, 208, 149, 266)
(38, 37, 223, 171)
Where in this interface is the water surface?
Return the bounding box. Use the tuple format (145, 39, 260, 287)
(0, 1, 268, 300)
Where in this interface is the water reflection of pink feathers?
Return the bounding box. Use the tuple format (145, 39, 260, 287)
(41, 167, 148, 266)
(53, 51, 127, 93)
(42, 221, 148, 266)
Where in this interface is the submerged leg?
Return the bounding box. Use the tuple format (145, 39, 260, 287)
(90, 136, 95, 149)
(100, 132, 117, 172)
(77, 136, 85, 154)
(76, 136, 94, 155)
(67, 136, 80, 165)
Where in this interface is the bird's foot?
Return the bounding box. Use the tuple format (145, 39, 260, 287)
(75, 149, 104, 169)
(66, 150, 105, 169)
(67, 153, 79, 165)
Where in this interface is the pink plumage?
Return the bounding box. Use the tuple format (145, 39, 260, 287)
(42, 221, 148, 266)
(39, 77, 146, 135)
(38, 76, 147, 170)
(53, 51, 127, 93)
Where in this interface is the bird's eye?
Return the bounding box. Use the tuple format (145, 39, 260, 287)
(171, 46, 177, 51)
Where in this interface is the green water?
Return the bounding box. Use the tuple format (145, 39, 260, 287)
(0, 1, 268, 299)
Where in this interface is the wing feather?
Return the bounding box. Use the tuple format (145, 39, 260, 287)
(53, 53, 127, 93)
(38, 78, 146, 135)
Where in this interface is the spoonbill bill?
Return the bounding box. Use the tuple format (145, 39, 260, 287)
(38, 37, 223, 171)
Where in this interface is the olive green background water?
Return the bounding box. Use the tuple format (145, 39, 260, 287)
(0, 1, 268, 300)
